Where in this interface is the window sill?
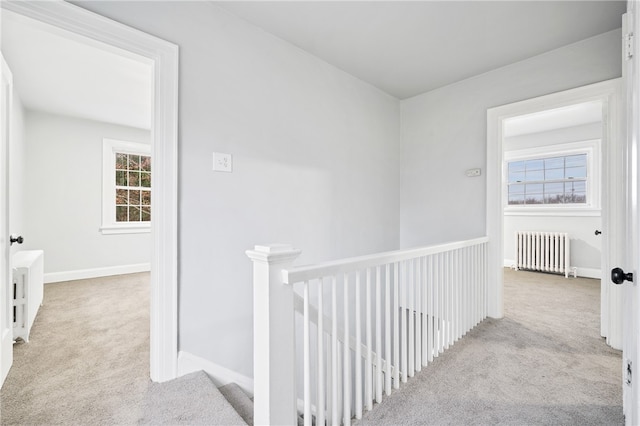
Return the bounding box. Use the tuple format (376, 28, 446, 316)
(504, 207, 601, 217)
(100, 224, 151, 235)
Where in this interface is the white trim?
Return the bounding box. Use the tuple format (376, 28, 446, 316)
(177, 351, 254, 397)
(1, 1, 180, 382)
(100, 225, 151, 235)
(44, 263, 151, 283)
(504, 210, 601, 217)
(487, 79, 623, 346)
(503, 259, 601, 279)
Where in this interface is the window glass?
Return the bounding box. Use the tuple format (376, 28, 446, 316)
(506, 153, 587, 206)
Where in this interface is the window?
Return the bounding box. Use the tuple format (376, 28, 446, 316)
(507, 154, 587, 205)
(101, 139, 151, 234)
(504, 140, 600, 215)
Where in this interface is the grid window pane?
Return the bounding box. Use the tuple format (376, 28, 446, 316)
(507, 152, 588, 206)
(508, 170, 525, 183)
(116, 153, 128, 169)
(116, 189, 128, 205)
(509, 183, 525, 195)
(116, 206, 128, 222)
(526, 159, 544, 171)
(129, 206, 140, 221)
(526, 193, 543, 204)
(508, 193, 525, 205)
(141, 156, 151, 172)
(525, 169, 544, 181)
(141, 172, 151, 188)
(114, 151, 151, 223)
(141, 207, 151, 222)
(566, 166, 587, 179)
(141, 190, 151, 206)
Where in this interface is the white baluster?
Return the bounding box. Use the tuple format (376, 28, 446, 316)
(385, 263, 392, 395)
(408, 259, 415, 378)
(355, 271, 362, 420)
(365, 268, 372, 411)
(331, 276, 339, 426)
(415, 258, 421, 372)
(303, 281, 312, 426)
(343, 273, 351, 426)
(375, 266, 382, 403)
(317, 279, 325, 426)
(420, 257, 426, 367)
(393, 262, 400, 389)
(427, 255, 433, 363)
(401, 261, 408, 382)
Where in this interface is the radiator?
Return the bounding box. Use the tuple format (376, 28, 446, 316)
(12, 250, 44, 342)
(514, 232, 576, 278)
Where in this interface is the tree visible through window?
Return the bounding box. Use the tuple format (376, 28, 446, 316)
(115, 152, 151, 222)
(507, 153, 587, 205)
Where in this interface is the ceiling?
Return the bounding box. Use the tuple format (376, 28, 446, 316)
(1, 9, 152, 130)
(504, 101, 603, 138)
(217, 1, 626, 99)
(0, 1, 626, 130)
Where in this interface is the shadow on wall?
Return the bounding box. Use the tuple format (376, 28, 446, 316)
(570, 238, 601, 270)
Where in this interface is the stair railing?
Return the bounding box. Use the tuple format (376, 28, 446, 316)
(247, 237, 489, 426)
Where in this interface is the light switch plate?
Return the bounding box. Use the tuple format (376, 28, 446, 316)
(213, 152, 232, 172)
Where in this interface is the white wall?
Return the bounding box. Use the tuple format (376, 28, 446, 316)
(23, 110, 151, 276)
(9, 90, 26, 258)
(503, 123, 603, 277)
(400, 29, 622, 249)
(75, 2, 401, 378)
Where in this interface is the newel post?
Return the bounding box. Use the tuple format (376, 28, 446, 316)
(246, 244, 302, 426)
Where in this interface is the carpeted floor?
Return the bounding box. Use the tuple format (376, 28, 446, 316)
(0, 273, 247, 426)
(2, 269, 623, 425)
(1, 273, 152, 425)
(356, 269, 623, 425)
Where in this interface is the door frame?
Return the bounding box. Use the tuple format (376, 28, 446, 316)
(0, 1, 179, 382)
(486, 79, 624, 348)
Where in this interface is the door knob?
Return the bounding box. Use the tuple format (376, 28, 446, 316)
(612, 267, 633, 284)
(9, 234, 23, 245)
(595, 230, 602, 235)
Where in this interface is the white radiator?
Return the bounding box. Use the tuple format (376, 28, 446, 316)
(12, 250, 44, 342)
(514, 232, 576, 278)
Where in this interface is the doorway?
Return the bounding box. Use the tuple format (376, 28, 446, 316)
(486, 79, 624, 349)
(0, 1, 178, 383)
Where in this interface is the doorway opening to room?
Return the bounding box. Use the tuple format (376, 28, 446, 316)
(0, 0, 178, 394)
(486, 79, 624, 350)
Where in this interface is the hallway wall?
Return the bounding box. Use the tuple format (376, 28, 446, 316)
(399, 29, 621, 249)
(75, 1, 401, 379)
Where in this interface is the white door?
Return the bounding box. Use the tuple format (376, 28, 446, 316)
(0, 54, 14, 386)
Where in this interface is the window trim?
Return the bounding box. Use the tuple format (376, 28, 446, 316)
(503, 139, 600, 216)
(101, 138, 151, 235)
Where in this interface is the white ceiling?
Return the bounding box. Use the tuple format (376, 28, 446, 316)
(504, 101, 603, 138)
(216, 1, 626, 99)
(0, 1, 625, 130)
(1, 9, 152, 130)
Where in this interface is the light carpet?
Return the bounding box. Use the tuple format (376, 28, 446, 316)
(355, 269, 623, 425)
(0, 273, 244, 425)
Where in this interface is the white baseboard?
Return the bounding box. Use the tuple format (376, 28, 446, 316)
(575, 267, 601, 279)
(44, 263, 151, 283)
(177, 351, 254, 396)
(503, 259, 600, 279)
(504, 259, 516, 268)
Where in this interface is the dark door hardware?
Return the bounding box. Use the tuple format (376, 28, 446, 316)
(612, 267, 633, 285)
(9, 235, 23, 245)
(595, 230, 602, 235)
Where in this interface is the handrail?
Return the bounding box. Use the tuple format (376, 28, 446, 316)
(283, 236, 489, 284)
